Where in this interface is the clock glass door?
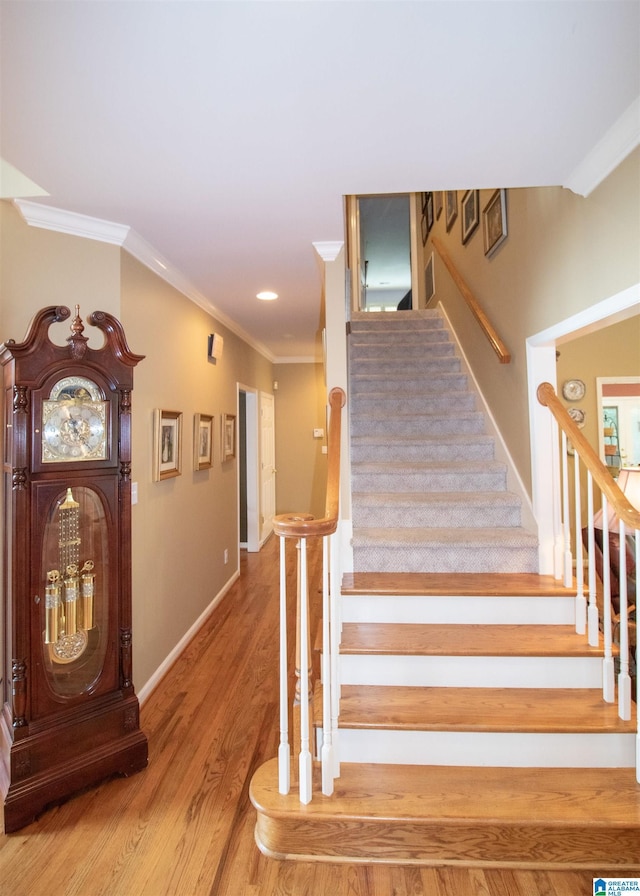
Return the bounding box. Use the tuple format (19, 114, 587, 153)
(37, 484, 111, 701)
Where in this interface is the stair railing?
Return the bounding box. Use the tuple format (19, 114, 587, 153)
(272, 386, 346, 804)
(431, 236, 511, 364)
(537, 383, 639, 763)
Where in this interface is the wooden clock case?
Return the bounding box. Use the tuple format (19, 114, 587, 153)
(0, 305, 148, 832)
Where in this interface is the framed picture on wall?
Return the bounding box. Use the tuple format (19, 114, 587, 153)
(194, 413, 213, 470)
(421, 212, 428, 246)
(222, 413, 236, 461)
(483, 189, 508, 256)
(424, 252, 435, 302)
(445, 190, 458, 232)
(153, 409, 182, 481)
(425, 191, 434, 233)
(461, 189, 479, 244)
(435, 191, 443, 220)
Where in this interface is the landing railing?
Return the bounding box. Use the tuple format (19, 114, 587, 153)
(537, 383, 639, 779)
(272, 386, 346, 803)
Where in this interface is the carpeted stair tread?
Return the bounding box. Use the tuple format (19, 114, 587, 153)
(353, 526, 538, 547)
(352, 491, 523, 526)
(348, 309, 539, 574)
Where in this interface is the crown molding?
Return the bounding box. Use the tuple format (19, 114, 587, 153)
(563, 96, 640, 197)
(13, 198, 130, 244)
(11, 199, 277, 364)
(313, 241, 344, 262)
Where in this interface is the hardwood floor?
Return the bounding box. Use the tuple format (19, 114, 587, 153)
(0, 536, 618, 895)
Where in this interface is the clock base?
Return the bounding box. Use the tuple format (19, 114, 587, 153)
(0, 694, 148, 833)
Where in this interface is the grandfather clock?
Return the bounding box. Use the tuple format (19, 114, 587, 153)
(0, 305, 148, 832)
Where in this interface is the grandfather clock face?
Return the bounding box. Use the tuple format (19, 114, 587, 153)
(41, 375, 108, 463)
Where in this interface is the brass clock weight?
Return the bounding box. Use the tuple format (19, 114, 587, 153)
(0, 305, 148, 832)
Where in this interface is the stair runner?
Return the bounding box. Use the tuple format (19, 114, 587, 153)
(349, 309, 539, 573)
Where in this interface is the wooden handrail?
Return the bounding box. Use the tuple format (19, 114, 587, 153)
(273, 386, 346, 538)
(537, 382, 640, 531)
(431, 236, 511, 364)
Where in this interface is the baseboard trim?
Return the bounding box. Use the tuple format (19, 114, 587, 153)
(137, 569, 241, 706)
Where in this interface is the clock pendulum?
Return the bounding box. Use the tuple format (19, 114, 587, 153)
(44, 488, 96, 664)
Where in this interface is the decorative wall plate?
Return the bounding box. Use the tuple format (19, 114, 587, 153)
(562, 379, 585, 401)
(568, 407, 586, 428)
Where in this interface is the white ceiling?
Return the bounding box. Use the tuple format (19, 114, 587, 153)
(1, 1, 638, 361)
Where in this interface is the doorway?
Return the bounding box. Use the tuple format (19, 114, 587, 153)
(238, 385, 259, 552)
(259, 391, 276, 544)
(347, 194, 419, 314)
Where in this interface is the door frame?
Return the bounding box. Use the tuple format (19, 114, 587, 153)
(526, 282, 639, 577)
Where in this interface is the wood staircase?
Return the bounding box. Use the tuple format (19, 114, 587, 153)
(250, 312, 639, 869)
(251, 572, 640, 869)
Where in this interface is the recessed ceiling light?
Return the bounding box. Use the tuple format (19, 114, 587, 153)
(257, 290, 278, 301)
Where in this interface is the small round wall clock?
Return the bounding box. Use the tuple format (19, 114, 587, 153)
(562, 379, 586, 401)
(568, 407, 586, 428)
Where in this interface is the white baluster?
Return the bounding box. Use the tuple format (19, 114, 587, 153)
(574, 451, 586, 634)
(617, 519, 631, 721)
(634, 529, 639, 784)
(330, 528, 341, 780)
(321, 535, 334, 796)
(298, 538, 312, 804)
(561, 431, 572, 587)
(602, 496, 615, 702)
(586, 472, 600, 645)
(278, 536, 290, 794)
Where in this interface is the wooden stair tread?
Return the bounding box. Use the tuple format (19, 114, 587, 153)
(251, 758, 640, 867)
(338, 685, 637, 733)
(340, 623, 606, 657)
(342, 571, 575, 597)
(252, 757, 640, 826)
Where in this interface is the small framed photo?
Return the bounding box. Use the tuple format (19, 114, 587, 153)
(445, 190, 458, 233)
(434, 191, 443, 220)
(425, 191, 434, 234)
(222, 413, 236, 461)
(421, 213, 428, 246)
(424, 252, 435, 302)
(194, 413, 213, 470)
(433, 190, 442, 221)
(461, 189, 479, 245)
(153, 409, 182, 481)
(483, 189, 508, 257)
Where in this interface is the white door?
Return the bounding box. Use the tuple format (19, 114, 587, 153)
(259, 391, 276, 543)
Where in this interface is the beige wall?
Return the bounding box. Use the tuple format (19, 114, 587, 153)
(421, 147, 640, 493)
(273, 362, 327, 520)
(0, 201, 325, 694)
(119, 252, 276, 687)
(0, 201, 121, 343)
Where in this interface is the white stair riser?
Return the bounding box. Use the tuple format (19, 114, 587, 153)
(337, 729, 637, 768)
(341, 595, 576, 625)
(339, 654, 603, 689)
